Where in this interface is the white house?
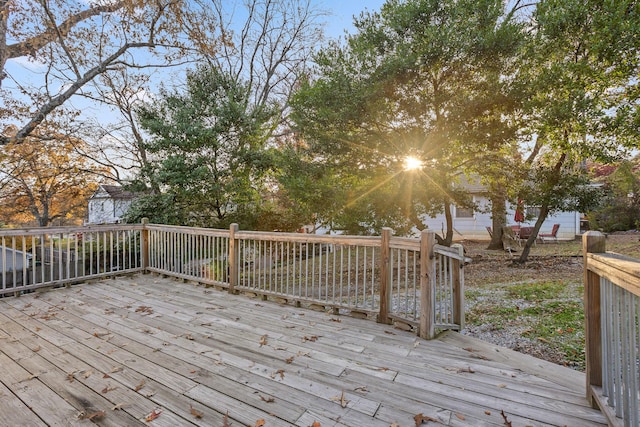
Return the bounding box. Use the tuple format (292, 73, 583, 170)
(87, 185, 137, 224)
(0, 247, 33, 272)
(421, 191, 585, 241)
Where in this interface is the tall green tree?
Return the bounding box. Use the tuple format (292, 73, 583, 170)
(125, 65, 277, 228)
(514, 0, 640, 262)
(288, 0, 523, 242)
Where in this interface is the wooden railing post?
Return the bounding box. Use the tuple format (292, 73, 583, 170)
(228, 223, 239, 294)
(419, 230, 436, 339)
(378, 228, 392, 325)
(451, 243, 464, 330)
(141, 218, 149, 273)
(583, 231, 606, 407)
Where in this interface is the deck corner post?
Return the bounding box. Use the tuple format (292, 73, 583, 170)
(378, 227, 393, 325)
(228, 223, 239, 294)
(451, 243, 464, 330)
(419, 230, 436, 339)
(141, 218, 149, 273)
(583, 231, 605, 406)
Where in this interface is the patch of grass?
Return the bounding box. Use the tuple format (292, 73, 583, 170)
(465, 280, 586, 369)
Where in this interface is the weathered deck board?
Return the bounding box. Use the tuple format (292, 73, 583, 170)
(0, 274, 607, 427)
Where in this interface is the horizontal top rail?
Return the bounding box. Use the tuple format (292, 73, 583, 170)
(236, 230, 381, 246)
(586, 252, 640, 297)
(0, 224, 143, 237)
(145, 224, 229, 237)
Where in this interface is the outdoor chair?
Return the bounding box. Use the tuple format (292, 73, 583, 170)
(539, 224, 560, 243)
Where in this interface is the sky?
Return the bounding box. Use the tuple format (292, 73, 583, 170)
(319, 1, 386, 39)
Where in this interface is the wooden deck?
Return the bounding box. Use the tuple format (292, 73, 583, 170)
(0, 275, 606, 427)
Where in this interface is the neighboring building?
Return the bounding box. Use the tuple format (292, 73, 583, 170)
(421, 192, 583, 241)
(87, 185, 137, 224)
(0, 247, 33, 272)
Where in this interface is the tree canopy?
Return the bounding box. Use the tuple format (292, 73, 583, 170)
(124, 64, 277, 228)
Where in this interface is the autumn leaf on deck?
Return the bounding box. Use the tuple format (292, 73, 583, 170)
(456, 366, 475, 374)
(354, 386, 368, 393)
(110, 366, 123, 373)
(136, 306, 154, 315)
(455, 413, 465, 420)
(112, 403, 127, 411)
(255, 419, 266, 427)
(223, 411, 231, 427)
(414, 413, 439, 425)
(260, 334, 268, 347)
(384, 330, 396, 335)
(145, 408, 162, 421)
(270, 369, 285, 380)
(78, 411, 106, 420)
(500, 410, 513, 426)
(260, 395, 275, 403)
(83, 370, 93, 379)
(310, 422, 321, 427)
(134, 380, 145, 391)
(101, 384, 117, 394)
(66, 372, 75, 382)
(189, 405, 203, 419)
(32, 346, 41, 352)
(285, 356, 295, 364)
(390, 423, 400, 427)
(330, 390, 349, 408)
(329, 317, 341, 322)
(302, 335, 318, 342)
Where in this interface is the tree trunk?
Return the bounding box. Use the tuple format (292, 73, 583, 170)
(517, 204, 549, 263)
(488, 192, 506, 249)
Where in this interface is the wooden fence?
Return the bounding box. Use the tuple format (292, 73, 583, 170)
(0, 222, 467, 339)
(583, 231, 640, 427)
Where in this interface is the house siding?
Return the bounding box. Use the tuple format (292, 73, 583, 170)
(420, 196, 580, 241)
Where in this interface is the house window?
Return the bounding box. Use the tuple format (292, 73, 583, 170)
(527, 206, 541, 218)
(455, 206, 474, 218)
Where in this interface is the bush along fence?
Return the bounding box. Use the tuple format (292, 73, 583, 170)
(583, 231, 640, 427)
(0, 221, 467, 339)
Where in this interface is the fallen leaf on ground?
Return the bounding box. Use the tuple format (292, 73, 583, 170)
(136, 305, 154, 314)
(285, 356, 295, 364)
(390, 423, 400, 427)
(270, 369, 285, 380)
(414, 413, 439, 425)
(255, 419, 266, 427)
(66, 372, 75, 382)
(310, 422, 321, 427)
(223, 411, 231, 427)
(190, 405, 203, 419)
(110, 366, 123, 373)
(78, 411, 106, 420)
(112, 403, 127, 411)
(484, 410, 491, 415)
(260, 334, 268, 347)
(83, 370, 93, 379)
(329, 317, 342, 322)
(260, 395, 275, 403)
(455, 413, 465, 420)
(497, 383, 507, 388)
(500, 410, 512, 426)
(101, 385, 117, 394)
(330, 390, 350, 408)
(32, 346, 41, 352)
(384, 330, 396, 335)
(457, 366, 475, 374)
(134, 380, 145, 391)
(537, 337, 549, 343)
(302, 335, 318, 342)
(19, 374, 38, 383)
(145, 408, 162, 422)
(297, 351, 310, 357)
(354, 386, 368, 393)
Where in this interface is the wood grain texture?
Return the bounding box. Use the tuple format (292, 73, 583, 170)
(0, 274, 607, 427)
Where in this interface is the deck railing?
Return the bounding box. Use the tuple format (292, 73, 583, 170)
(0, 224, 143, 297)
(0, 222, 467, 339)
(583, 231, 640, 427)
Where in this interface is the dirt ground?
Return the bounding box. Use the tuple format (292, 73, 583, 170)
(456, 232, 640, 369)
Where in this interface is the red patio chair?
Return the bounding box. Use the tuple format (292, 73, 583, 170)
(539, 224, 560, 243)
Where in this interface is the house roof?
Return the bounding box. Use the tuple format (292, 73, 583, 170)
(92, 185, 137, 200)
